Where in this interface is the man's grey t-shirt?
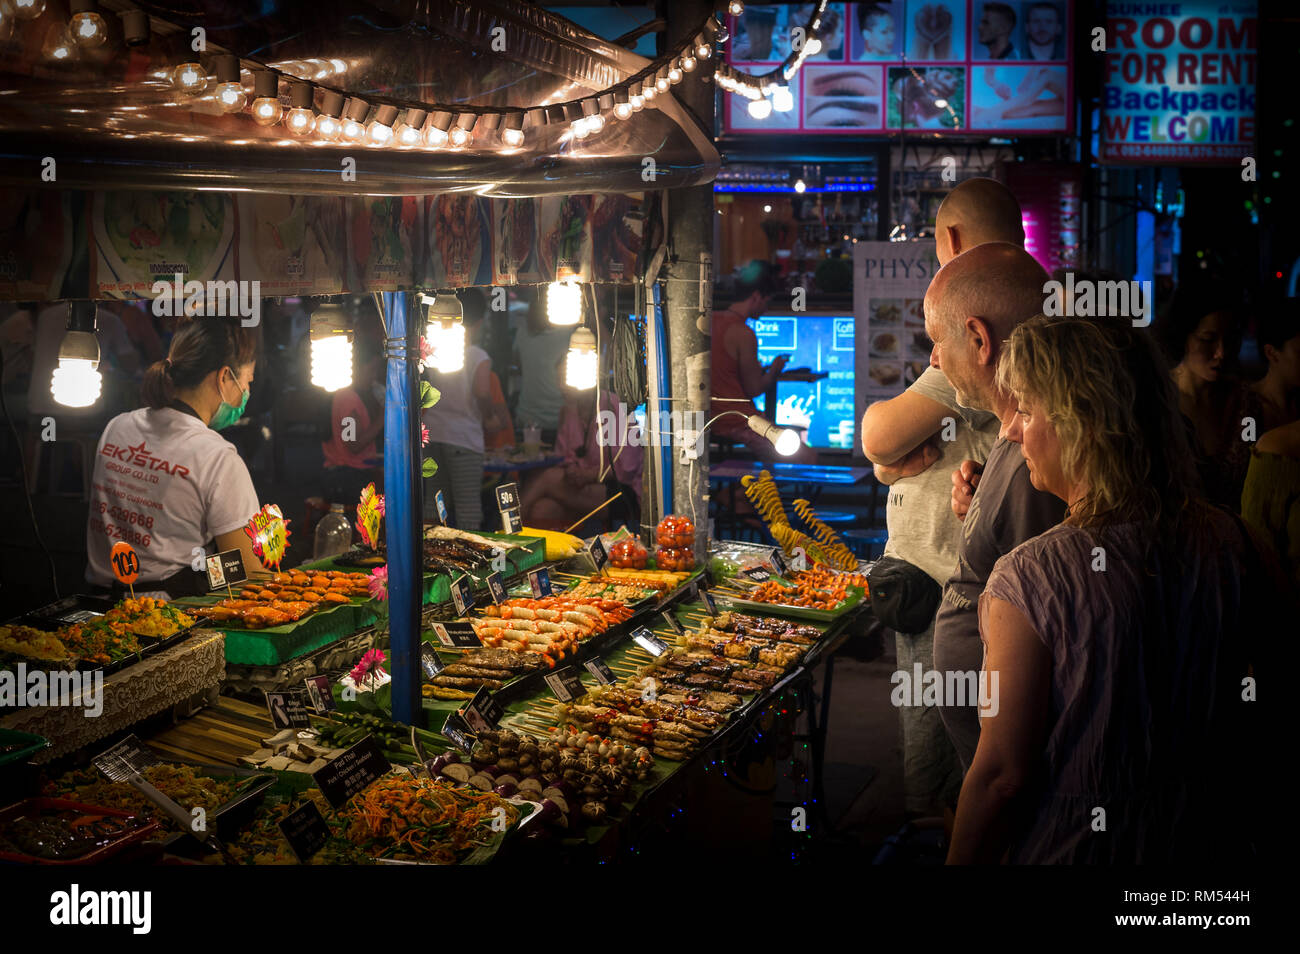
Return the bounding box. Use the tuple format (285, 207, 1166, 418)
(882, 368, 999, 586)
(934, 435, 1067, 652)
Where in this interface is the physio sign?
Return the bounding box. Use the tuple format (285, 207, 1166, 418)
(1101, 1, 1257, 163)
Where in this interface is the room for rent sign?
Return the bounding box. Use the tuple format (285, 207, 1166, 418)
(1101, 1, 1257, 163)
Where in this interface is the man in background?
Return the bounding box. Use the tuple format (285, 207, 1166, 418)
(1025, 3, 1065, 60)
(977, 2, 1019, 59)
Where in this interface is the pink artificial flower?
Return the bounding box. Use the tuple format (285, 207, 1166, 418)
(376, 494, 385, 517)
(349, 648, 387, 685)
(368, 565, 388, 602)
(421, 424, 430, 447)
(418, 336, 434, 372)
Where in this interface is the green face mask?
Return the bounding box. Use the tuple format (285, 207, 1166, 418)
(210, 368, 249, 431)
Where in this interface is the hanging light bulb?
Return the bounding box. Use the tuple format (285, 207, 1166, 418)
(316, 90, 345, 141)
(395, 108, 426, 147)
(251, 70, 283, 126)
(565, 102, 588, 140)
(171, 59, 206, 94)
(748, 97, 772, 120)
(642, 78, 657, 102)
(285, 81, 316, 136)
(424, 110, 453, 147)
(728, 1, 745, 16)
(309, 304, 353, 393)
(565, 328, 598, 390)
(794, 178, 806, 193)
(747, 415, 801, 457)
(51, 302, 101, 409)
(423, 293, 466, 374)
(68, 0, 106, 48)
(42, 21, 75, 61)
(612, 89, 632, 121)
(655, 69, 669, 93)
(629, 91, 644, 112)
(366, 104, 398, 146)
(449, 112, 476, 148)
(14, 0, 47, 20)
(340, 97, 368, 142)
(500, 111, 525, 148)
(581, 99, 604, 136)
(668, 63, 683, 84)
(681, 54, 697, 72)
(547, 279, 581, 326)
(696, 41, 712, 60)
(214, 54, 247, 113)
(772, 85, 794, 112)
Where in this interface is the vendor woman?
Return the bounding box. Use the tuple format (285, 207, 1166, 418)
(85, 318, 262, 597)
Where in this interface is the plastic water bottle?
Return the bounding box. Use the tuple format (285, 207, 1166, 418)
(314, 503, 352, 559)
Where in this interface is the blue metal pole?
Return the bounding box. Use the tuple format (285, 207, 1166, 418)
(383, 291, 422, 727)
(651, 282, 673, 512)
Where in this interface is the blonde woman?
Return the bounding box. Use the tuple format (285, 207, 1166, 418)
(947, 316, 1268, 864)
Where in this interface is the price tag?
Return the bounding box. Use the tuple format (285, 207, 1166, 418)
(420, 643, 446, 679)
(462, 686, 503, 733)
(660, 611, 685, 635)
(528, 568, 552, 598)
(495, 482, 521, 513)
(770, 548, 789, 576)
(632, 626, 669, 657)
(544, 666, 587, 702)
(109, 541, 140, 585)
(431, 621, 482, 648)
(584, 657, 616, 686)
(205, 549, 247, 591)
(485, 571, 507, 604)
(356, 482, 383, 549)
(313, 735, 389, 809)
(265, 690, 312, 730)
(244, 504, 291, 571)
(278, 801, 331, 863)
(450, 575, 475, 616)
(441, 712, 476, 753)
(589, 536, 609, 572)
(743, 566, 772, 582)
(304, 675, 336, 713)
(435, 490, 448, 525)
(500, 507, 523, 534)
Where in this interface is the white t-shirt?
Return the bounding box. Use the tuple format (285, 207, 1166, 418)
(882, 367, 999, 585)
(85, 407, 260, 588)
(423, 345, 489, 454)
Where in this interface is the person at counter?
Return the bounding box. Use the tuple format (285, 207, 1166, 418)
(711, 260, 816, 463)
(85, 318, 262, 597)
(949, 316, 1266, 864)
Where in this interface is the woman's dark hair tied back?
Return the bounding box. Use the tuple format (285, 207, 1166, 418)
(141, 317, 257, 409)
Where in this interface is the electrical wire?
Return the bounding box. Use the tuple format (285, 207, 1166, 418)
(0, 347, 61, 602)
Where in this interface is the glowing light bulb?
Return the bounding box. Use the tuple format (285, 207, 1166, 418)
(643, 85, 657, 102)
(682, 55, 697, 72)
(668, 66, 683, 84)
(172, 62, 206, 94)
(774, 428, 801, 456)
(501, 126, 524, 147)
(425, 320, 466, 374)
(629, 93, 644, 111)
(286, 107, 316, 136)
(69, 9, 106, 48)
(51, 358, 102, 408)
(14, 0, 47, 20)
(772, 86, 794, 112)
(216, 82, 247, 113)
(367, 122, 392, 145)
(395, 123, 421, 146)
(565, 328, 598, 390)
(586, 113, 605, 134)
(252, 97, 282, 126)
(316, 115, 342, 141)
(794, 179, 806, 193)
(697, 43, 712, 59)
(614, 102, 632, 120)
(656, 76, 669, 92)
(747, 97, 772, 120)
(310, 335, 352, 392)
(547, 280, 581, 326)
(449, 125, 471, 147)
(342, 117, 365, 142)
(729, 1, 744, 15)
(571, 119, 590, 140)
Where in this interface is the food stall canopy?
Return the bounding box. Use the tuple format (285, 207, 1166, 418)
(0, 0, 719, 196)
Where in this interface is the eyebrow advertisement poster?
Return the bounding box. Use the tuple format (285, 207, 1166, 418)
(724, 1, 1072, 135)
(852, 239, 940, 459)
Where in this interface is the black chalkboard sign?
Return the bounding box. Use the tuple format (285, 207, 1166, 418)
(278, 801, 331, 862)
(529, 568, 552, 597)
(584, 657, 615, 686)
(544, 666, 587, 702)
(462, 685, 503, 732)
(486, 571, 507, 604)
(265, 691, 312, 730)
(431, 621, 482, 648)
(450, 575, 475, 616)
(313, 735, 389, 809)
(420, 643, 446, 678)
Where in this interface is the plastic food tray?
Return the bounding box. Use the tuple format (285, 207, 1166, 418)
(0, 797, 161, 864)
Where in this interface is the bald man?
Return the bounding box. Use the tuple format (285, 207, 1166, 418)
(924, 243, 1066, 770)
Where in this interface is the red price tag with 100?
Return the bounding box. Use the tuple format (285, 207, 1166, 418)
(110, 541, 140, 584)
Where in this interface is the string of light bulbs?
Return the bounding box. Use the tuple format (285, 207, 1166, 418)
(6, 0, 824, 151)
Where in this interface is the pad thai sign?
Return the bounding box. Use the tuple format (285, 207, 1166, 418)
(1100, 1, 1257, 164)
